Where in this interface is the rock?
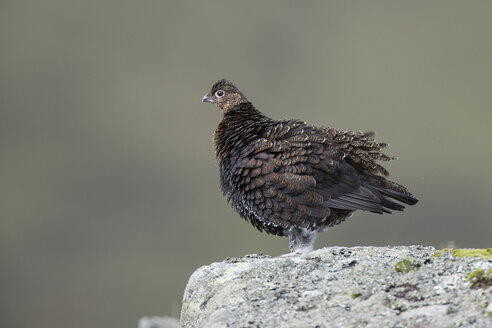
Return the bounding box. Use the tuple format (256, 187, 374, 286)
(180, 246, 492, 328)
(138, 316, 181, 328)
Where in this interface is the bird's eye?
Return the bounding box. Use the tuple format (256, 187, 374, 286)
(215, 90, 225, 98)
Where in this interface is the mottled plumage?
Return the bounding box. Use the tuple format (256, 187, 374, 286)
(202, 79, 418, 253)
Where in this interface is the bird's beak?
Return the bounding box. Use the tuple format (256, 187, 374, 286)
(202, 93, 214, 103)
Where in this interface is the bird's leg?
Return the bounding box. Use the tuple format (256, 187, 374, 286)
(287, 228, 317, 254)
(299, 229, 317, 253)
(288, 228, 302, 253)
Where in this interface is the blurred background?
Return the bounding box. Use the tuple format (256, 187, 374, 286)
(1, 1, 491, 327)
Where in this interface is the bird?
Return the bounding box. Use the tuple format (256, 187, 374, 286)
(202, 79, 418, 253)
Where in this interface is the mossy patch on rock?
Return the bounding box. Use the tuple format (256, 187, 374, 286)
(433, 248, 492, 260)
(351, 292, 361, 299)
(467, 269, 492, 289)
(433, 248, 451, 257)
(395, 259, 421, 273)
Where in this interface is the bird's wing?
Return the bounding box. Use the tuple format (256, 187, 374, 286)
(232, 121, 384, 231)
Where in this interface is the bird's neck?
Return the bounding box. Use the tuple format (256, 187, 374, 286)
(214, 103, 272, 162)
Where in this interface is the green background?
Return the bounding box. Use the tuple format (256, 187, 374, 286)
(1, 1, 491, 327)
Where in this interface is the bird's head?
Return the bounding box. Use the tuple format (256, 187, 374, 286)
(202, 79, 249, 115)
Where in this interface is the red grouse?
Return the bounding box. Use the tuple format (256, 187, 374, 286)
(202, 79, 417, 253)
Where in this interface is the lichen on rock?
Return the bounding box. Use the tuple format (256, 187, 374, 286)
(180, 246, 492, 328)
(467, 268, 492, 289)
(433, 248, 492, 260)
(394, 258, 422, 273)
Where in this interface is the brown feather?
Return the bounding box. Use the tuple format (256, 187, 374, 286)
(204, 79, 418, 242)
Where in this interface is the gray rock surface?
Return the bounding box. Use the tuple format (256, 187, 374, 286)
(139, 316, 181, 328)
(181, 246, 492, 328)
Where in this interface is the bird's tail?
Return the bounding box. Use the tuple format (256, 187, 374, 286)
(362, 179, 418, 213)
